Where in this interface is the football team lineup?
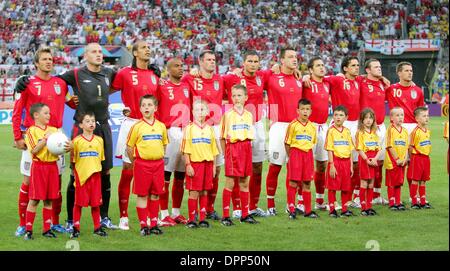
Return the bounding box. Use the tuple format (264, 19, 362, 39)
(4, 42, 448, 250)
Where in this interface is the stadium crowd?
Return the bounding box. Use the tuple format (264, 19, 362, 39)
(1, 0, 448, 73)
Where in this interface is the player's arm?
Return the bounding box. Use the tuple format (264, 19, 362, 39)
(57, 70, 76, 87)
(126, 125, 138, 164)
(12, 90, 27, 149)
(284, 143, 290, 160)
(327, 150, 337, 178)
(220, 138, 226, 160)
(126, 145, 135, 164)
(110, 68, 124, 93)
(27, 130, 52, 155)
(184, 153, 194, 177)
(284, 123, 293, 159)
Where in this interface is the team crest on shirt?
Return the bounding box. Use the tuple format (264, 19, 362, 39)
(411, 90, 417, 99)
(183, 88, 189, 98)
(54, 84, 61, 95)
(324, 85, 329, 93)
(256, 76, 262, 87)
(273, 152, 279, 160)
(214, 80, 219, 91)
(296, 80, 301, 88)
(379, 84, 385, 91)
(105, 77, 109, 86)
(151, 75, 157, 85)
(355, 82, 359, 90)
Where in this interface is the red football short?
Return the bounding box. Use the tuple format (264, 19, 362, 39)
(185, 161, 214, 191)
(358, 150, 378, 180)
(326, 156, 352, 191)
(385, 167, 405, 187)
(133, 158, 164, 196)
(74, 170, 102, 207)
(407, 153, 430, 181)
(29, 161, 59, 200)
(287, 148, 314, 182)
(225, 140, 252, 178)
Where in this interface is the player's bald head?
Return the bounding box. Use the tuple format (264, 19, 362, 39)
(85, 43, 102, 53)
(167, 57, 184, 79)
(167, 58, 183, 68)
(84, 43, 103, 66)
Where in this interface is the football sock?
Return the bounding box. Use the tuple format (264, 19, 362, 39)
(18, 183, 29, 227)
(222, 188, 232, 218)
(360, 187, 367, 210)
(314, 171, 325, 205)
(374, 165, 383, 198)
(419, 185, 426, 205)
(297, 185, 304, 206)
(199, 195, 208, 221)
(328, 190, 336, 213)
(73, 205, 82, 231)
(266, 164, 281, 209)
(25, 210, 36, 232)
(148, 198, 159, 228)
(188, 198, 197, 222)
(239, 190, 249, 218)
(232, 178, 241, 211)
(91, 206, 101, 230)
(287, 185, 296, 213)
(52, 193, 62, 225)
(136, 207, 147, 229)
(410, 183, 419, 205)
(249, 172, 262, 210)
(159, 181, 170, 218)
(302, 190, 312, 214)
(367, 188, 374, 209)
(171, 177, 185, 210)
(118, 169, 133, 218)
(207, 176, 219, 213)
(388, 186, 395, 206)
(394, 186, 402, 205)
(43, 207, 52, 232)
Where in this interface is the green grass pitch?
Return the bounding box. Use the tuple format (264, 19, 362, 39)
(0, 117, 448, 251)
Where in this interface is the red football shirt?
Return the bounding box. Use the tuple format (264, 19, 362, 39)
(181, 73, 225, 125)
(266, 72, 303, 123)
(302, 78, 330, 124)
(222, 70, 270, 122)
(386, 83, 425, 123)
(112, 66, 159, 119)
(359, 76, 387, 125)
(326, 75, 360, 121)
(12, 75, 69, 141)
(155, 80, 191, 128)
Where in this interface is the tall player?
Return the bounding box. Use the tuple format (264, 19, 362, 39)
(111, 40, 160, 230)
(386, 62, 425, 201)
(386, 62, 425, 134)
(181, 50, 225, 220)
(156, 58, 191, 225)
(58, 43, 118, 230)
(265, 47, 303, 215)
(222, 50, 269, 217)
(12, 46, 77, 236)
(326, 56, 362, 208)
(359, 59, 389, 205)
(302, 57, 330, 211)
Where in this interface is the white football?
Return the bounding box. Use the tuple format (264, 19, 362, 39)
(46, 132, 69, 155)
